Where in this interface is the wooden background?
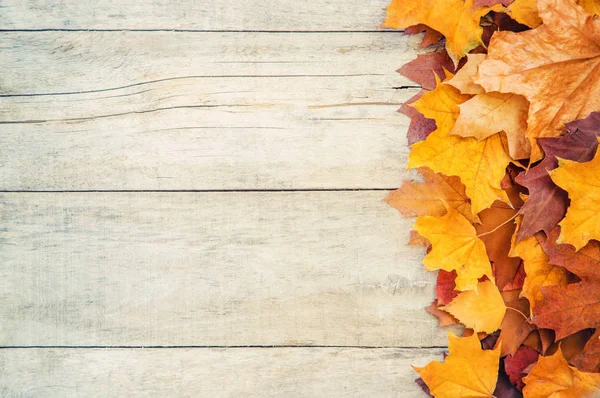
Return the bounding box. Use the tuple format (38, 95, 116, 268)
(0, 1, 447, 396)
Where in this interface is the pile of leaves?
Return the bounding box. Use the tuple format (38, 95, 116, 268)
(382, 0, 600, 395)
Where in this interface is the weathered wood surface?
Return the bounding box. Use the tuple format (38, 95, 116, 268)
(0, 32, 420, 191)
(0, 2, 441, 396)
(0, 191, 447, 347)
(0, 348, 442, 397)
(0, 0, 392, 31)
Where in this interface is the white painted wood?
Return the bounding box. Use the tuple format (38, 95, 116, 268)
(0, 32, 421, 191)
(0, 0, 393, 31)
(0, 191, 447, 347)
(0, 348, 439, 397)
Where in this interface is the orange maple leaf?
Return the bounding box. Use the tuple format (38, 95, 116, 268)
(415, 333, 500, 397)
(475, 0, 600, 161)
(383, 0, 503, 62)
(523, 348, 600, 397)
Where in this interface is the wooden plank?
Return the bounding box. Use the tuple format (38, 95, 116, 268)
(0, 347, 441, 397)
(0, 32, 421, 191)
(0, 0, 393, 31)
(0, 191, 449, 347)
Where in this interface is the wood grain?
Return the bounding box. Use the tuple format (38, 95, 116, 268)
(0, 191, 448, 347)
(0, 0, 393, 31)
(0, 32, 422, 191)
(0, 347, 442, 397)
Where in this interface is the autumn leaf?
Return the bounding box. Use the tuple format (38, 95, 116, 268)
(414, 333, 501, 397)
(523, 348, 600, 397)
(401, 92, 437, 145)
(383, 0, 503, 62)
(436, 269, 459, 306)
(445, 53, 531, 160)
(411, 74, 471, 136)
(497, 289, 536, 356)
(572, 329, 600, 373)
(413, 208, 494, 291)
(475, 201, 522, 291)
(452, 92, 531, 160)
(427, 299, 460, 327)
(446, 53, 487, 95)
(504, 346, 539, 390)
(384, 166, 475, 222)
(516, 113, 600, 241)
(409, 130, 512, 216)
(507, 0, 542, 27)
(475, 0, 600, 162)
(533, 232, 600, 339)
(508, 0, 600, 28)
(549, 139, 600, 250)
(443, 280, 507, 333)
(509, 227, 569, 313)
(404, 24, 444, 48)
(397, 51, 458, 91)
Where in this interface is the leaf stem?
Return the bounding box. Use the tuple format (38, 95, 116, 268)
(476, 213, 519, 238)
(506, 306, 530, 321)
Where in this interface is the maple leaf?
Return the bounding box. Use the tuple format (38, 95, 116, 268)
(427, 299, 460, 327)
(559, 329, 596, 362)
(409, 129, 512, 216)
(414, 208, 494, 291)
(549, 137, 600, 250)
(411, 74, 472, 136)
(475, 0, 600, 162)
(383, 0, 503, 62)
(443, 280, 507, 333)
(497, 289, 536, 356)
(523, 348, 600, 397)
(572, 329, 600, 373)
(508, 0, 600, 28)
(408, 73, 512, 216)
(475, 201, 522, 291)
(507, 0, 543, 27)
(446, 54, 487, 95)
(533, 232, 600, 339)
(401, 91, 437, 145)
(504, 346, 539, 390)
(404, 24, 444, 48)
(397, 51, 458, 91)
(384, 166, 475, 222)
(414, 333, 501, 397)
(516, 113, 600, 241)
(446, 53, 531, 160)
(509, 227, 569, 313)
(436, 269, 459, 305)
(452, 92, 531, 160)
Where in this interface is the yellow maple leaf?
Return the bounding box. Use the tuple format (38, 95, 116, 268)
(384, 166, 477, 222)
(446, 54, 530, 159)
(383, 0, 503, 62)
(446, 54, 487, 95)
(415, 333, 500, 397)
(413, 208, 493, 291)
(550, 142, 600, 250)
(409, 129, 511, 216)
(412, 74, 471, 136)
(509, 222, 569, 313)
(475, 0, 600, 162)
(523, 348, 600, 397)
(508, 0, 543, 27)
(509, 0, 600, 28)
(443, 280, 507, 333)
(451, 94, 531, 160)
